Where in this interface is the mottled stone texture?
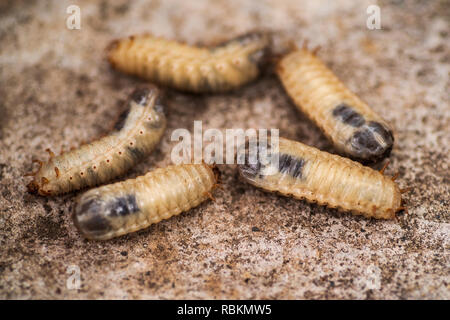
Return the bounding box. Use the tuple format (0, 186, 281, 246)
(0, 0, 448, 299)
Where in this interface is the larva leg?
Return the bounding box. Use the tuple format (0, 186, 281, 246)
(238, 137, 403, 219)
(277, 48, 394, 163)
(107, 32, 270, 93)
(26, 86, 167, 196)
(73, 163, 218, 240)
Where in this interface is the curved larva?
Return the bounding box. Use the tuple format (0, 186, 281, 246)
(238, 137, 402, 219)
(276, 48, 394, 163)
(107, 32, 269, 93)
(26, 86, 167, 196)
(73, 163, 219, 240)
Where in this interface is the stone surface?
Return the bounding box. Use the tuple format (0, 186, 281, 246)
(0, 0, 448, 299)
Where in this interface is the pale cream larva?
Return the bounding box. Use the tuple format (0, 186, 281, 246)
(73, 163, 219, 240)
(277, 48, 394, 163)
(26, 86, 166, 196)
(107, 32, 269, 93)
(238, 137, 404, 219)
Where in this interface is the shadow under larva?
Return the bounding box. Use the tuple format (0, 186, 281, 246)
(107, 32, 270, 93)
(73, 163, 220, 240)
(25, 86, 167, 196)
(276, 46, 394, 164)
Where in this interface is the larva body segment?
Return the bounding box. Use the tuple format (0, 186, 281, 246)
(277, 49, 394, 163)
(26, 87, 166, 196)
(238, 137, 402, 219)
(107, 32, 269, 93)
(73, 163, 218, 240)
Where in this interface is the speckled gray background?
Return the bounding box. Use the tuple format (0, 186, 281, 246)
(0, 0, 449, 299)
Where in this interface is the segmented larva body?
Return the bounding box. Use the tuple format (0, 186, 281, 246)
(277, 48, 394, 163)
(238, 137, 402, 219)
(26, 87, 166, 196)
(73, 163, 219, 240)
(107, 32, 269, 93)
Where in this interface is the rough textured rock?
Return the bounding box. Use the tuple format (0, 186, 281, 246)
(0, 0, 448, 299)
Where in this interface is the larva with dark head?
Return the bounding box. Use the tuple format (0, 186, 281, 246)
(276, 47, 394, 163)
(107, 32, 270, 93)
(26, 86, 166, 196)
(73, 163, 219, 240)
(238, 137, 404, 219)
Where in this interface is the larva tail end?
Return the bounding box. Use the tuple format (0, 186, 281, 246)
(269, 53, 284, 66)
(213, 183, 224, 191)
(71, 207, 98, 241)
(312, 45, 321, 55)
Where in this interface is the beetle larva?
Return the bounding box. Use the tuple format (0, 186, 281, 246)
(107, 32, 269, 93)
(73, 163, 219, 240)
(26, 86, 166, 196)
(276, 47, 394, 163)
(238, 137, 403, 219)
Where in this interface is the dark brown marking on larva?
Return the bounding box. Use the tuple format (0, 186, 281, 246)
(73, 198, 113, 237)
(86, 167, 100, 185)
(278, 154, 306, 179)
(350, 121, 394, 162)
(332, 104, 365, 127)
(106, 194, 140, 217)
(240, 152, 306, 180)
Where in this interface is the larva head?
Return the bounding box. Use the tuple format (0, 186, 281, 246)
(73, 190, 141, 240)
(214, 32, 270, 70)
(26, 167, 58, 196)
(348, 121, 394, 163)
